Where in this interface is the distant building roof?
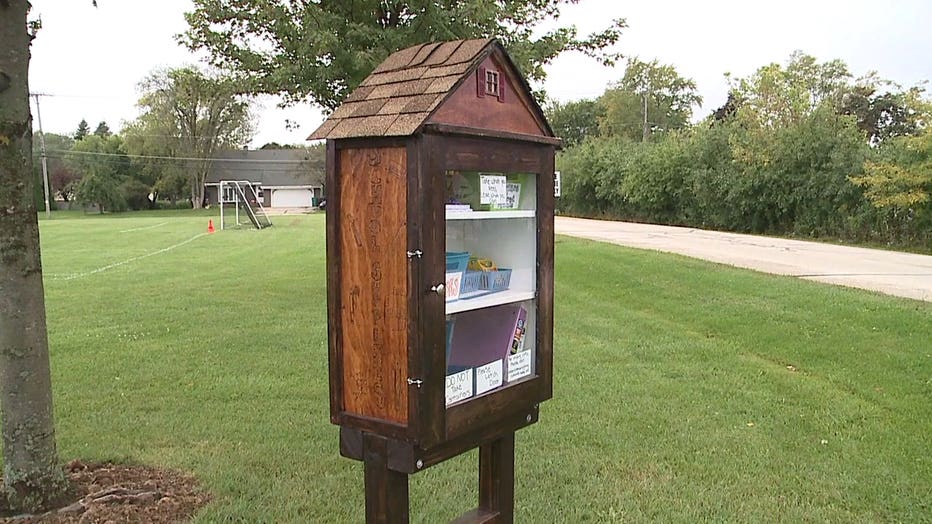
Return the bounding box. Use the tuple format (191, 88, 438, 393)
(310, 38, 544, 140)
(205, 148, 324, 187)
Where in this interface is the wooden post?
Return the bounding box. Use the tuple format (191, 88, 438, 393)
(451, 432, 516, 524)
(363, 433, 410, 524)
(478, 432, 515, 523)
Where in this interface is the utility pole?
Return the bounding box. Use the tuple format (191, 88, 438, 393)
(641, 91, 649, 142)
(31, 93, 51, 218)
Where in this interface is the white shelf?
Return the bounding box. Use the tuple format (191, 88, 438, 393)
(446, 289, 536, 315)
(446, 210, 536, 220)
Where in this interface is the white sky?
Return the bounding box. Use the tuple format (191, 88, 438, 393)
(27, 0, 932, 148)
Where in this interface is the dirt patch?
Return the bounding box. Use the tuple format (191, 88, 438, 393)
(0, 460, 210, 523)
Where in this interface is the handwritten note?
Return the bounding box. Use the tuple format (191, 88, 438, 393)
(502, 182, 522, 209)
(475, 360, 504, 395)
(507, 351, 532, 382)
(445, 368, 473, 406)
(445, 271, 462, 301)
(480, 174, 507, 206)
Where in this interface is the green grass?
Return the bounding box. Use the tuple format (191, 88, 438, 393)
(21, 212, 932, 521)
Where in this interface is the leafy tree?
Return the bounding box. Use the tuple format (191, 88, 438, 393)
(126, 67, 253, 208)
(38, 131, 74, 153)
(0, 0, 70, 512)
(153, 167, 189, 206)
(121, 119, 170, 198)
(556, 49, 927, 248)
(67, 134, 131, 213)
(49, 164, 79, 201)
(32, 132, 76, 201)
(723, 52, 853, 167)
(839, 74, 930, 144)
(73, 118, 89, 141)
(727, 51, 850, 130)
(259, 142, 302, 150)
(181, 0, 626, 109)
(851, 129, 932, 241)
(72, 168, 125, 213)
(119, 178, 152, 211)
(93, 120, 111, 137)
(598, 57, 701, 141)
(710, 92, 740, 123)
(67, 134, 131, 180)
(545, 98, 604, 147)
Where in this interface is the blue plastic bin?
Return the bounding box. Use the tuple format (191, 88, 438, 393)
(460, 268, 512, 296)
(445, 252, 470, 273)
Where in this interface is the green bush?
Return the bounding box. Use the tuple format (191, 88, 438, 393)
(554, 109, 932, 250)
(154, 200, 193, 210)
(120, 178, 153, 211)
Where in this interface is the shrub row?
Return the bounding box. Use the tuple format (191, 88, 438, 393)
(557, 114, 930, 250)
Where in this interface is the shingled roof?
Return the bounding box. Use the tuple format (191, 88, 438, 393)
(308, 39, 498, 140)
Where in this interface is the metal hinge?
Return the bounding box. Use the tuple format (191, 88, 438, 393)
(406, 249, 423, 259)
(407, 378, 423, 388)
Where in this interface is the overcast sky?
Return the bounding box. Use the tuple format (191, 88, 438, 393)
(27, 0, 932, 148)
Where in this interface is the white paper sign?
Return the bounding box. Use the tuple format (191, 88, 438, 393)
(475, 359, 504, 395)
(554, 171, 562, 198)
(480, 174, 507, 206)
(507, 351, 532, 382)
(445, 271, 462, 301)
(502, 182, 521, 209)
(445, 368, 473, 406)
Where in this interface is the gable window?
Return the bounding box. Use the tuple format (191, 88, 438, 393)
(476, 66, 506, 102)
(485, 70, 500, 97)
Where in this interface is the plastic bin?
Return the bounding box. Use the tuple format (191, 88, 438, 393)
(445, 252, 470, 301)
(460, 268, 512, 296)
(445, 252, 470, 273)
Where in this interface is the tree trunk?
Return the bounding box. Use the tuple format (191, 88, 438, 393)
(0, 1, 69, 513)
(189, 171, 202, 209)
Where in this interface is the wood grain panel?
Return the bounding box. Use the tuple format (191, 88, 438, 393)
(338, 146, 409, 424)
(429, 55, 547, 137)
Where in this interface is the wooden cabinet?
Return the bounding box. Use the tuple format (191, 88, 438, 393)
(313, 38, 558, 523)
(327, 133, 555, 463)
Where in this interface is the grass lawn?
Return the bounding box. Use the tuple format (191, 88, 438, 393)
(20, 211, 932, 521)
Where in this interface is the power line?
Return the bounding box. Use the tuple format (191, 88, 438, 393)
(43, 154, 315, 173)
(49, 149, 313, 164)
(29, 91, 137, 100)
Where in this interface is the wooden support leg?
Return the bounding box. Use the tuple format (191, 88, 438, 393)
(478, 432, 515, 524)
(363, 433, 410, 524)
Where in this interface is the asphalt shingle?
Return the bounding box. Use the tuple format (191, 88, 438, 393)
(308, 39, 495, 140)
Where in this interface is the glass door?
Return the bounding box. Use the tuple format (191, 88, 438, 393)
(443, 171, 538, 407)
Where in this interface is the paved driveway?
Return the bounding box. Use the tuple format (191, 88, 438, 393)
(556, 216, 932, 302)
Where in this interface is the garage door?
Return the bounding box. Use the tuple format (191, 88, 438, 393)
(271, 188, 312, 207)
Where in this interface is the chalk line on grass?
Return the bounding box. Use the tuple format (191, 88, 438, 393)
(50, 233, 208, 281)
(119, 222, 170, 233)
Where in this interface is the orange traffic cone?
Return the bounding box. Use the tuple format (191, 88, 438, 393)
(207, 219, 215, 233)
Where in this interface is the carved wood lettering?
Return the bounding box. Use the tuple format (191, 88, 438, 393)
(338, 147, 408, 424)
